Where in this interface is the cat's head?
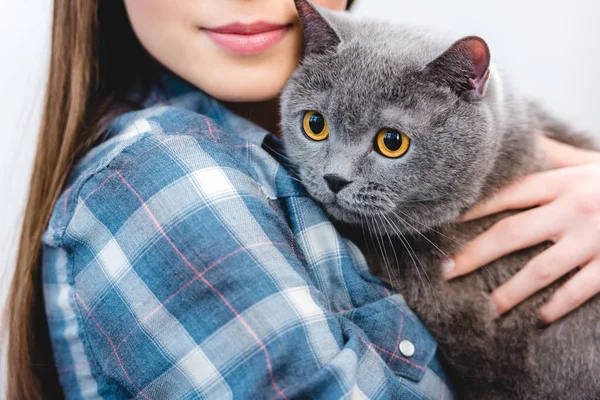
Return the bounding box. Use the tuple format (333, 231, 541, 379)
(281, 0, 503, 231)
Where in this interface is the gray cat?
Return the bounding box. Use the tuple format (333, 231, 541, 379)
(280, 1, 600, 399)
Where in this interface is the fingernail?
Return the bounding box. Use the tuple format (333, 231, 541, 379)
(490, 301, 498, 319)
(538, 307, 551, 326)
(441, 258, 455, 277)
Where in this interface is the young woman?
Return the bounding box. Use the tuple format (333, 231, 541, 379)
(6, 0, 600, 398)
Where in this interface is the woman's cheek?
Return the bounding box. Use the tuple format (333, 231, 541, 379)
(123, 0, 197, 75)
(312, 0, 349, 11)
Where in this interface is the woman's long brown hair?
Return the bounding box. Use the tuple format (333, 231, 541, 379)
(5, 1, 355, 398)
(4, 1, 154, 398)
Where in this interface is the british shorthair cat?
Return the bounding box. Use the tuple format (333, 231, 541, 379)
(280, 1, 600, 399)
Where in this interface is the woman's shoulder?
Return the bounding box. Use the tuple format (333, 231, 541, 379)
(46, 103, 265, 241)
(75, 102, 257, 184)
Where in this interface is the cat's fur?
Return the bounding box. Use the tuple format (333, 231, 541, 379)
(280, 1, 600, 399)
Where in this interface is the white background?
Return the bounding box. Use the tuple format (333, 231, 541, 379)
(1, 0, 599, 395)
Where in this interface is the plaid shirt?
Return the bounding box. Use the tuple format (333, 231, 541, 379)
(42, 73, 453, 399)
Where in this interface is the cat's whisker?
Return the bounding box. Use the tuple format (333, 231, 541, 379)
(390, 212, 451, 260)
(377, 212, 405, 291)
(393, 208, 469, 249)
(386, 214, 444, 302)
(402, 196, 449, 204)
(391, 209, 499, 288)
(379, 211, 432, 296)
(359, 213, 374, 265)
(285, 175, 306, 184)
(380, 215, 401, 289)
(365, 218, 391, 279)
(375, 213, 399, 288)
(262, 142, 294, 162)
(371, 214, 394, 286)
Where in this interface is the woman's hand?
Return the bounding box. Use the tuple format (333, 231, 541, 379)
(443, 135, 600, 324)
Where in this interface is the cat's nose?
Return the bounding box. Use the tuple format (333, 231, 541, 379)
(323, 174, 352, 194)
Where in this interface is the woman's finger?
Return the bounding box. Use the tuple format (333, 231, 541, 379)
(539, 135, 600, 168)
(460, 171, 564, 222)
(539, 258, 600, 324)
(444, 204, 563, 279)
(490, 236, 595, 316)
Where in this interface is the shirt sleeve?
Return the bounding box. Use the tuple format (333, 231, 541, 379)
(58, 118, 442, 399)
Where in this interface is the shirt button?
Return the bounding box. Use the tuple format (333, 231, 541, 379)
(399, 340, 415, 358)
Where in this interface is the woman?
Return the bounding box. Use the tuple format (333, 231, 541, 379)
(6, 0, 600, 398)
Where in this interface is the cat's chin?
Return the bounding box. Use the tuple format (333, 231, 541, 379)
(326, 198, 464, 236)
(319, 201, 364, 224)
(306, 187, 397, 225)
(322, 201, 389, 226)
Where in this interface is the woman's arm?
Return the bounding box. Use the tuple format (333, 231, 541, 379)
(444, 135, 600, 323)
(53, 125, 447, 399)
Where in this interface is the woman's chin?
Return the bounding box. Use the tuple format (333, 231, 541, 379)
(182, 38, 301, 103)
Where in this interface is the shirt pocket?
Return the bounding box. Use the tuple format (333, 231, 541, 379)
(343, 294, 438, 382)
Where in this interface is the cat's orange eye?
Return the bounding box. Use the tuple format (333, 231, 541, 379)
(375, 129, 410, 158)
(302, 111, 329, 141)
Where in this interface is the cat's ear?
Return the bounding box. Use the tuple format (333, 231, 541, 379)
(294, 0, 341, 57)
(424, 36, 491, 97)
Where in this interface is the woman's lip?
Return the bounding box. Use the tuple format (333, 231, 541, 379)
(202, 22, 292, 55)
(204, 22, 290, 35)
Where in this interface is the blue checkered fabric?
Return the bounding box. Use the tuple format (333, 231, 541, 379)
(42, 74, 454, 399)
